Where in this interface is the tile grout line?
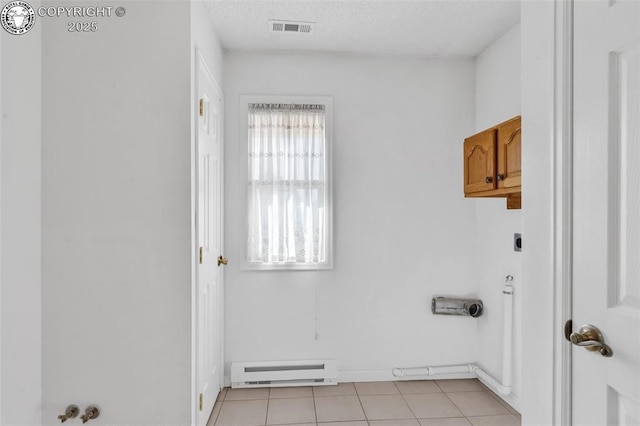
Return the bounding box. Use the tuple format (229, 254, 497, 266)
(443, 385, 521, 423)
(312, 387, 319, 425)
(392, 382, 424, 423)
(477, 388, 518, 417)
(213, 399, 221, 426)
(212, 389, 228, 426)
(439, 385, 470, 421)
(358, 381, 417, 423)
(215, 387, 229, 424)
(395, 382, 421, 421)
(211, 399, 222, 426)
(264, 388, 271, 426)
(440, 380, 502, 421)
(484, 385, 521, 415)
(355, 384, 370, 423)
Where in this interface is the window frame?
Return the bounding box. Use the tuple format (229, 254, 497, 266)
(240, 95, 334, 271)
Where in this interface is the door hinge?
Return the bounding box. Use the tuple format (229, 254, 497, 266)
(199, 99, 204, 117)
(199, 393, 203, 411)
(199, 246, 203, 264)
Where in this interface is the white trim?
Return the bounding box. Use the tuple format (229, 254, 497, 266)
(224, 369, 445, 387)
(393, 364, 512, 395)
(521, 1, 561, 422)
(0, 31, 3, 423)
(338, 369, 475, 383)
(342, 369, 424, 382)
(223, 370, 471, 388)
(553, 1, 574, 425)
(239, 94, 334, 271)
(190, 46, 198, 426)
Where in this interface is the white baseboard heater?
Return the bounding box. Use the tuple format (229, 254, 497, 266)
(231, 359, 338, 388)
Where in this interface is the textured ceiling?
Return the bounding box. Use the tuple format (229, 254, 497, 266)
(206, 0, 521, 57)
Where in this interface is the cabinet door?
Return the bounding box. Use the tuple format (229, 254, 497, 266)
(463, 129, 496, 194)
(497, 116, 521, 189)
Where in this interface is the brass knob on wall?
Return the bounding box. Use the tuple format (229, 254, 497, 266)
(80, 406, 100, 424)
(57, 405, 79, 423)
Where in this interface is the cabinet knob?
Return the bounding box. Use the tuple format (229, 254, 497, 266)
(485, 176, 493, 184)
(497, 174, 505, 181)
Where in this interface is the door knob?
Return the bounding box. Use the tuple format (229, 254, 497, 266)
(568, 324, 613, 357)
(80, 406, 100, 424)
(57, 405, 79, 423)
(217, 255, 228, 266)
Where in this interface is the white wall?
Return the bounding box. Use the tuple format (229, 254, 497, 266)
(223, 52, 480, 382)
(0, 7, 42, 424)
(41, 2, 194, 424)
(474, 23, 523, 410)
(476, 24, 522, 130)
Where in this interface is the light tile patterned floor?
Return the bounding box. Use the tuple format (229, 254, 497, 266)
(207, 379, 521, 426)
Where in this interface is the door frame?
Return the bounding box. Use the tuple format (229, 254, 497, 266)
(191, 46, 225, 426)
(0, 41, 3, 423)
(553, 0, 573, 425)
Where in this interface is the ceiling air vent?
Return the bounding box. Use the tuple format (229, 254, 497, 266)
(269, 20, 314, 34)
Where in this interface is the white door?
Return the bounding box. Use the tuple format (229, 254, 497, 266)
(196, 53, 224, 426)
(572, 0, 640, 424)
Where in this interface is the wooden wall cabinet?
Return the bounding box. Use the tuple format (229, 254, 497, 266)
(463, 116, 521, 209)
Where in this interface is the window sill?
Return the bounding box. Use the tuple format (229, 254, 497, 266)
(241, 261, 333, 271)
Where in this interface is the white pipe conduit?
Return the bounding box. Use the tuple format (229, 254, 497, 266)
(393, 281, 514, 396)
(500, 281, 514, 390)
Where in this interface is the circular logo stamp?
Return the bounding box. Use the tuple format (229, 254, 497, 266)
(1, 1, 35, 35)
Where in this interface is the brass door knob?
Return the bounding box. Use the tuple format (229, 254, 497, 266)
(217, 255, 228, 266)
(569, 324, 613, 357)
(57, 405, 79, 423)
(80, 406, 99, 424)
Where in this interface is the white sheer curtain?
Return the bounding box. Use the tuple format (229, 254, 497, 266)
(247, 103, 327, 265)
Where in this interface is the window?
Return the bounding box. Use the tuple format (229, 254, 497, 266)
(243, 97, 332, 270)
